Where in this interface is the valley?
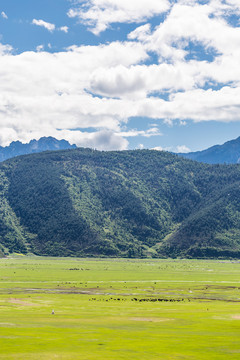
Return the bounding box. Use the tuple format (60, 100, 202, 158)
(0, 256, 240, 359)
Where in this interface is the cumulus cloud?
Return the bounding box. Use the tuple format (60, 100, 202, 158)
(43, 129, 129, 150)
(0, 0, 240, 150)
(89, 63, 197, 98)
(0, 128, 128, 150)
(119, 127, 162, 138)
(32, 19, 56, 32)
(134, 1, 240, 62)
(1, 11, 8, 19)
(176, 145, 191, 153)
(85, 130, 129, 150)
(59, 26, 69, 33)
(68, 0, 170, 35)
(152, 145, 191, 153)
(0, 41, 148, 148)
(152, 146, 164, 151)
(36, 45, 44, 52)
(32, 19, 69, 34)
(88, 0, 240, 99)
(128, 24, 152, 41)
(0, 43, 12, 55)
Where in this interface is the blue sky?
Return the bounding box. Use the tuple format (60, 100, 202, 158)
(0, 0, 240, 151)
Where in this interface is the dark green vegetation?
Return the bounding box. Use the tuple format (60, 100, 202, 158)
(1, 257, 240, 359)
(1, 148, 240, 258)
(178, 135, 240, 164)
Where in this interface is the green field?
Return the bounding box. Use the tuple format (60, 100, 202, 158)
(0, 257, 240, 359)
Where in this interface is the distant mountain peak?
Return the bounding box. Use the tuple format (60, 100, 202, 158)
(0, 137, 77, 162)
(177, 136, 240, 164)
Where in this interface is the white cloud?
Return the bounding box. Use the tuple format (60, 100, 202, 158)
(128, 24, 152, 41)
(68, 0, 170, 35)
(0, 41, 148, 148)
(152, 146, 172, 152)
(152, 145, 191, 153)
(1, 1, 240, 150)
(89, 63, 197, 98)
(32, 19, 56, 32)
(0, 43, 12, 55)
(36, 45, 44, 52)
(152, 146, 164, 151)
(117, 127, 162, 137)
(32, 19, 69, 34)
(176, 145, 191, 153)
(49, 129, 129, 150)
(136, 2, 238, 61)
(220, 0, 240, 13)
(0, 127, 128, 150)
(59, 26, 69, 33)
(1, 11, 8, 19)
(88, 1, 240, 99)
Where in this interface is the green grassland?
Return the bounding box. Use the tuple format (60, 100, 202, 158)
(0, 257, 240, 359)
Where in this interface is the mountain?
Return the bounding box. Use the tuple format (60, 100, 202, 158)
(178, 136, 240, 164)
(0, 137, 76, 162)
(0, 148, 240, 259)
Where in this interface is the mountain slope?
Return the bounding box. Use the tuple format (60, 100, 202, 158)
(178, 136, 240, 164)
(0, 137, 76, 162)
(1, 148, 240, 258)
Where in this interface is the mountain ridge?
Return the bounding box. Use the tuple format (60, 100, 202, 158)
(1, 148, 240, 259)
(178, 136, 240, 164)
(1, 135, 240, 165)
(0, 137, 76, 162)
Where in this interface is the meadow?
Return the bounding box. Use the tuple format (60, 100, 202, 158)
(0, 256, 240, 359)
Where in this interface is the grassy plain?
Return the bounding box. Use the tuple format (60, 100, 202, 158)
(0, 256, 240, 359)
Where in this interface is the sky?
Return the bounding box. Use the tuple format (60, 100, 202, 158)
(0, 0, 240, 152)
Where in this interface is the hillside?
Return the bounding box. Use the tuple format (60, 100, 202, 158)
(0, 137, 76, 162)
(178, 136, 240, 164)
(0, 148, 240, 259)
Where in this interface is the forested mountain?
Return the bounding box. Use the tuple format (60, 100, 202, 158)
(0, 137, 76, 162)
(0, 148, 240, 259)
(178, 136, 240, 164)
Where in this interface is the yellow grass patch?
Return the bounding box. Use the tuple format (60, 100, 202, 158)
(8, 298, 39, 306)
(129, 317, 174, 322)
(231, 315, 240, 320)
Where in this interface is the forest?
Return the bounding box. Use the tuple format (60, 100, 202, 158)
(0, 148, 240, 258)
